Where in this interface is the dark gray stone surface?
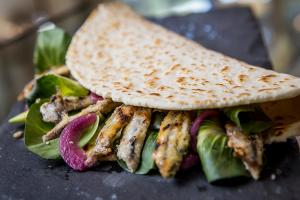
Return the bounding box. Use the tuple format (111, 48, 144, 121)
(1, 7, 298, 200)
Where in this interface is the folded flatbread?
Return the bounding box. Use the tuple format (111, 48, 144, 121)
(67, 1, 300, 111)
(58, 1, 300, 180)
(11, 0, 300, 182)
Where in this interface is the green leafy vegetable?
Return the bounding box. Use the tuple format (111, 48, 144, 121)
(151, 112, 165, 130)
(197, 120, 248, 183)
(27, 74, 89, 105)
(78, 116, 101, 147)
(117, 159, 130, 172)
(9, 110, 29, 124)
(24, 100, 100, 159)
(223, 106, 272, 134)
(33, 26, 71, 74)
(135, 131, 158, 174)
(240, 121, 272, 134)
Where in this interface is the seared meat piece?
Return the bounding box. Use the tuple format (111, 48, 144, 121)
(86, 105, 135, 163)
(40, 96, 65, 123)
(225, 124, 264, 180)
(42, 99, 120, 142)
(117, 108, 152, 172)
(97, 153, 117, 161)
(153, 111, 191, 178)
(63, 96, 95, 111)
(40, 95, 99, 124)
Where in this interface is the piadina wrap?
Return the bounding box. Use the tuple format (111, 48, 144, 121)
(11, 1, 300, 183)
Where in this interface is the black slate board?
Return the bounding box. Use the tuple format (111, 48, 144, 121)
(1, 7, 299, 200)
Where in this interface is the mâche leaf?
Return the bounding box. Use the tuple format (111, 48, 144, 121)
(78, 115, 101, 147)
(223, 106, 272, 134)
(24, 100, 100, 159)
(151, 112, 165, 130)
(197, 120, 248, 183)
(27, 74, 89, 105)
(9, 110, 29, 124)
(117, 159, 130, 172)
(223, 107, 253, 128)
(241, 121, 272, 134)
(33, 26, 71, 74)
(135, 131, 158, 174)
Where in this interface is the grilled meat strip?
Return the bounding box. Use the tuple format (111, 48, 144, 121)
(42, 99, 120, 142)
(86, 105, 135, 164)
(117, 108, 152, 172)
(40, 95, 97, 123)
(153, 111, 191, 178)
(225, 123, 264, 180)
(63, 96, 97, 112)
(40, 95, 65, 123)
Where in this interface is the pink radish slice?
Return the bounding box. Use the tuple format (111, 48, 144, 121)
(190, 110, 219, 152)
(59, 113, 97, 171)
(90, 92, 103, 104)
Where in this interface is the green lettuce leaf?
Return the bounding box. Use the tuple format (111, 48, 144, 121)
(24, 100, 101, 159)
(27, 74, 89, 105)
(33, 26, 71, 74)
(116, 159, 130, 172)
(135, 131, 158, 174)
(197, 120, 249, 183)
(151, 112, 165, 130)
(9, 110, 29, 124)
(223, 106, 272, 134)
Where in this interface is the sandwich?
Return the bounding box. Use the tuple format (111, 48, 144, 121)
(9, 1, 300, 183)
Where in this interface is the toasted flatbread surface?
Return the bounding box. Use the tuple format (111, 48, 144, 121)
(66, 1, 300, 110)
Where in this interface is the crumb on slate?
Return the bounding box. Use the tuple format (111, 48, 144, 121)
(270, 173, 276, 181)
(12, 131, 23, 139)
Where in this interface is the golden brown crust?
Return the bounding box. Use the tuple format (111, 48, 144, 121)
(86, 105, 135, 161)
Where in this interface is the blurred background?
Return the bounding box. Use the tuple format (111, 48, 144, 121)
(0, 0, 300, 122)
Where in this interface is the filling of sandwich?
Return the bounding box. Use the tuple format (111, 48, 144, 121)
(12, 71, 300, 182)
(10, 26, 300, 183)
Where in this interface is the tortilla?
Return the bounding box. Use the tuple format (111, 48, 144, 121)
(66, 1, 300, 110)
